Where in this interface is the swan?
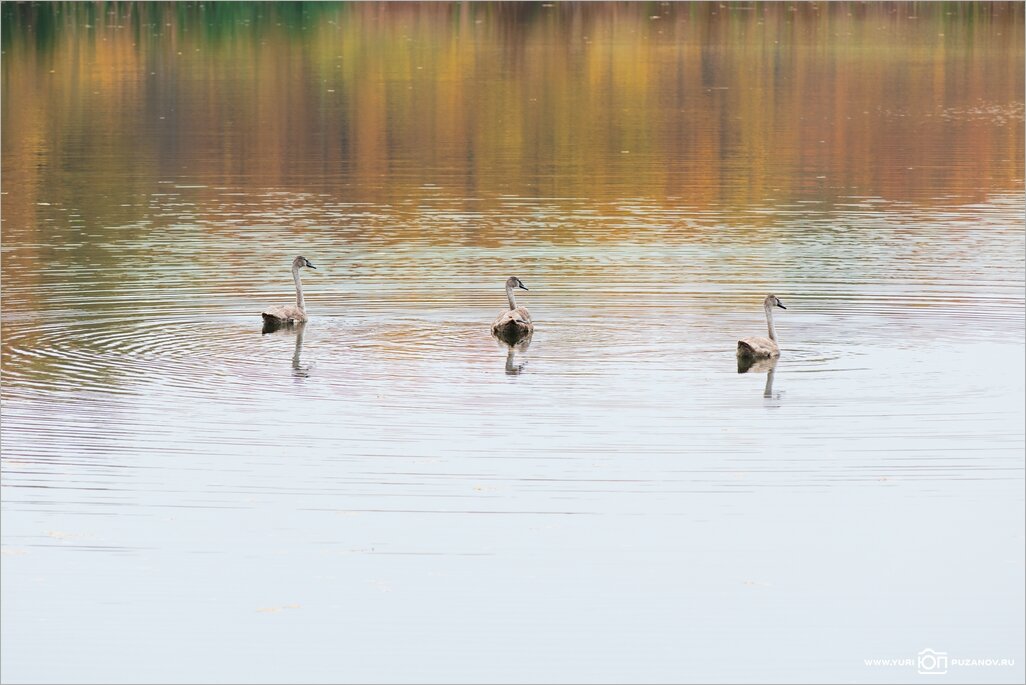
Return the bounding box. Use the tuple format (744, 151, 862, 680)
(491, 276, 533, 341)
(261, 255, 316, 324)
(737, 294, 786, 359)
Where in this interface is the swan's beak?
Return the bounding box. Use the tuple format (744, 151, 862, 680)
(307, 262, 317, 269)
(519, 284, 529, 291)
(776, 302, 786, 309)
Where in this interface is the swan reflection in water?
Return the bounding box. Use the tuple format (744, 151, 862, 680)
(262, 319, 311, 379)
(737, 355, 779, 399)
(495, 332, 532, 376)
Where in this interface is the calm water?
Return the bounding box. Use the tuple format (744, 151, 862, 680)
(2, 3, 1024, 683)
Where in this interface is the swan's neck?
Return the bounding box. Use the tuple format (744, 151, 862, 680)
(506, 285, 517, 311)
(293, 266, 305, 310)
(765, 303, 777, 342)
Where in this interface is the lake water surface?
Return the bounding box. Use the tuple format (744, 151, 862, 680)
(2, 3, 1024, 683)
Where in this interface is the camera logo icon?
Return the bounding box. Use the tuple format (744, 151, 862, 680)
(918, 648, 949, 675)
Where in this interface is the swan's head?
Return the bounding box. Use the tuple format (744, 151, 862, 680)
(764, 294, 786, 309)
(506, 276, 528, 291)
(293, 255, 316, 270)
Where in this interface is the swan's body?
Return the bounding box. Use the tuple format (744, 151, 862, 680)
(491, 277, 533, 341)
(493, 307, 532, 332)
(262, 256, 316, 324)
(737, 336, 778, 358)
(737, 294, 786, 359)
(262, 303, 306, 323)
